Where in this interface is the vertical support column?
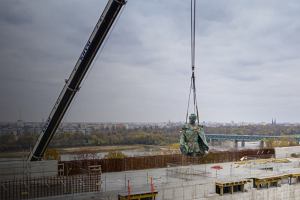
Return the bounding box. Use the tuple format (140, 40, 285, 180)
(211, 139, 217, 146)
(230, 186, 233, 194)
(256, 181, 260, 189)
(241, 184, 244, 192)
(260, 140, 265, 148)
(241, 140, 245, 147)
(234, 140, 239, 148)
(220, 186, 223, 196)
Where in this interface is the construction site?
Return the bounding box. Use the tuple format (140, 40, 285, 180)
(2, 0, 300, 199)
(2, 146, 300, 200)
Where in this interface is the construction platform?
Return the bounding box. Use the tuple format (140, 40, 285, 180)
(118, 190, 158, 200)
(252, 175, 284, 189)
(215, 178, 250, 195)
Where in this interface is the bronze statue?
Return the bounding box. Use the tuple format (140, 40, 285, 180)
(180, 114, 209, 156)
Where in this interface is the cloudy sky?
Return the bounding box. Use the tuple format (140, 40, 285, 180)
(1, 0, 300, 123)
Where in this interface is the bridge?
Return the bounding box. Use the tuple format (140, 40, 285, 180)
(206, 134, 300, 142)
(205, 134, 300, 147)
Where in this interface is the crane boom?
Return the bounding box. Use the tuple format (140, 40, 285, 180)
(28, 0, 126, 161)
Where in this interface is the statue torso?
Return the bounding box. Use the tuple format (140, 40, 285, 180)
(180, 123, 208, 156)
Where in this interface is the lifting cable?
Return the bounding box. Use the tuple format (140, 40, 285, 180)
(186, 0, 200, 125)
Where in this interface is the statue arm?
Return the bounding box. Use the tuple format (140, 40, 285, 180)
(180, 133, 186, 145)
(180, 131, 189, 154)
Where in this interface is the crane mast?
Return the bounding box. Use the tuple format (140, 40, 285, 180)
(28, 0, 126, 161)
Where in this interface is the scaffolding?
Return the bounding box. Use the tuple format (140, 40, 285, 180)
(1, 173, 101, 200)
(0, 160, 102, 200)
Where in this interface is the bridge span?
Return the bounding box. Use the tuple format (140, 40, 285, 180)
(205, 134, 300, 142)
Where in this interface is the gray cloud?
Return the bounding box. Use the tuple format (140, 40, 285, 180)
(1, 0, 300, 123)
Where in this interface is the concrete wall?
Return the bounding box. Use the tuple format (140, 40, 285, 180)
(0, 160, 57, 180)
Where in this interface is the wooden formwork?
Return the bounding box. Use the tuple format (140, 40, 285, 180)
(60, 148, 275, 175)
(118, 191, 158, 200)
(216, 179, 250, 195)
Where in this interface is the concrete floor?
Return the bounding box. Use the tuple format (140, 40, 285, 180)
(35, 157, 300, 200)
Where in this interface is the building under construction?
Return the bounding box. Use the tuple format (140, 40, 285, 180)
(2, 147, 300, 200)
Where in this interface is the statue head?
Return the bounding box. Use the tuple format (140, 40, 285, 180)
(189, 113, 197, 125)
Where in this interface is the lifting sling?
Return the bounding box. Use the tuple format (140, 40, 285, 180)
(180, 0, 209, 156)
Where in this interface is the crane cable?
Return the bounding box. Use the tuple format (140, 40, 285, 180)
(186, 0, 200, 125)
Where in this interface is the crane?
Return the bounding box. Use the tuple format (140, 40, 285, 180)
(28, 0, 208, 161)
(28, 0, 126, 161)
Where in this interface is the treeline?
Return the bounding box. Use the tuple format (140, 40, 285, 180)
(0, 129, 179, 152)
(50, 130, 177, 148)
(2, 124, 300, 152)
(0, 133, 38, 152)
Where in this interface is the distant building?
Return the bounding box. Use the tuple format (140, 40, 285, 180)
(272, 118, 277, 125)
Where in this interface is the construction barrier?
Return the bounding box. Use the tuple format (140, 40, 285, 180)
(60, 149, 275, 175)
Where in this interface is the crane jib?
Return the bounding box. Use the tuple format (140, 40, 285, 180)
(79, 41, 91, 61)
(28, 0, 126, 161)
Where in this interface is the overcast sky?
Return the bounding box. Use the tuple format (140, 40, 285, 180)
(1, 0, 300, 123)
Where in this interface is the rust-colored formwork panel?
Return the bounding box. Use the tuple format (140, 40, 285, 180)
(59, 149, 274, 175)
